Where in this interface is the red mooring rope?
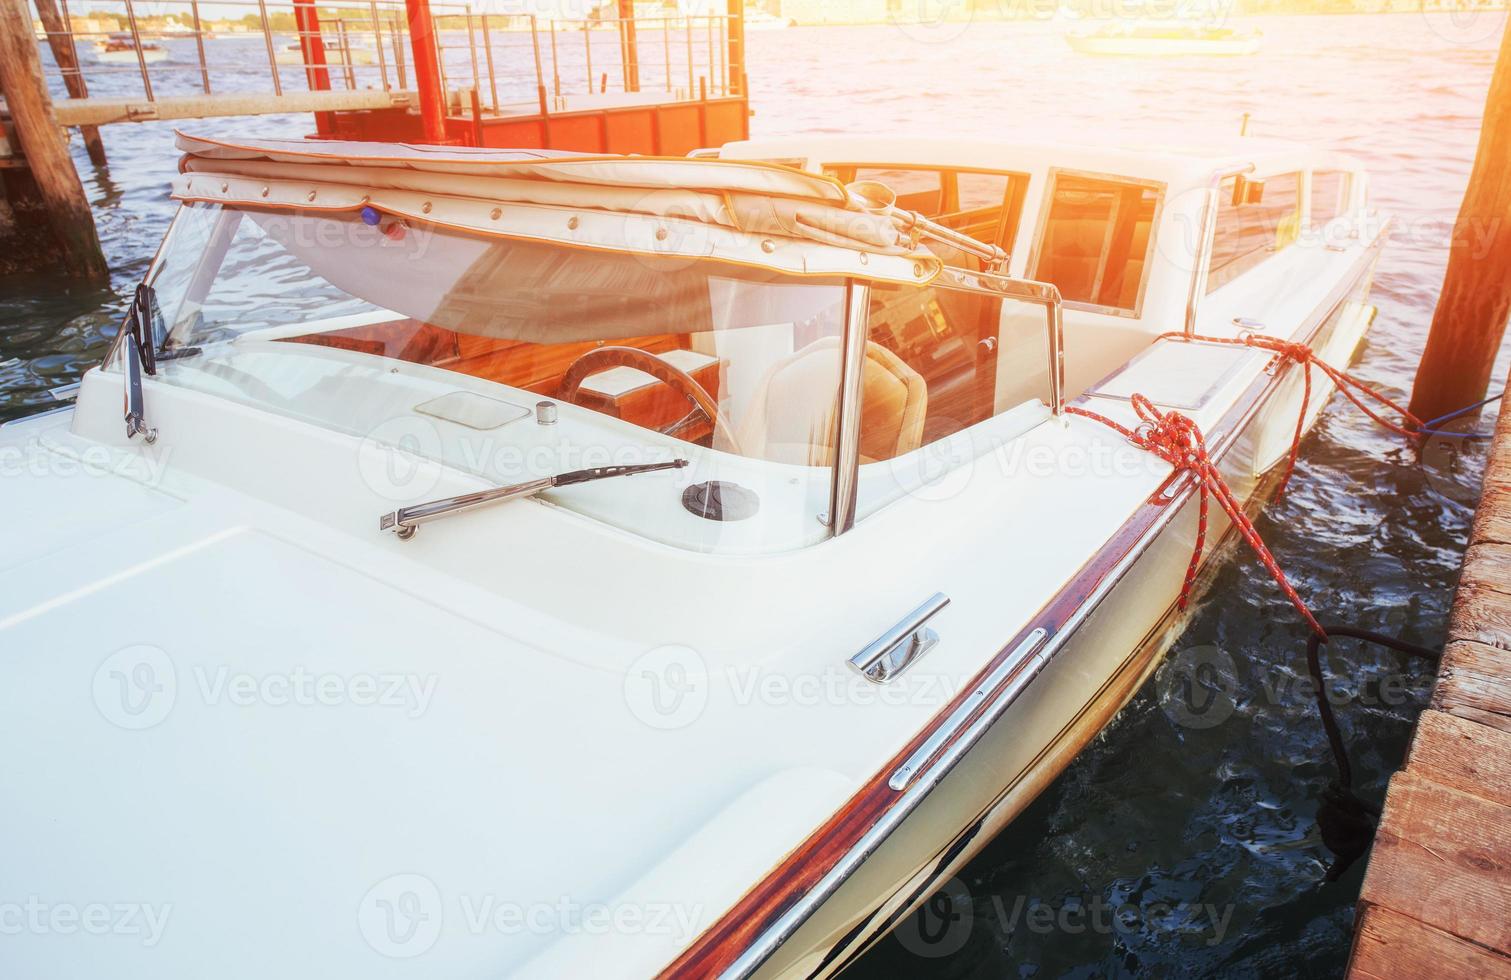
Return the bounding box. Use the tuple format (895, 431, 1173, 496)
(1066, 336, 1424, 640)
(1067, 394, 1330, 638)
(1157, 331, 1425, 497)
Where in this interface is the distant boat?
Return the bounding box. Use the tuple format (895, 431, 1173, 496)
(743, 9, 795, 29)
(164, 23, 214, 39)
(1067, 22, 1261, 55)
(275, 41, 378, 66)
(93, 33, 168, 64)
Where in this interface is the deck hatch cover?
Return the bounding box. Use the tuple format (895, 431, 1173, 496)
(1087, 339, 1260, 412)
(413, 391, 531, 430)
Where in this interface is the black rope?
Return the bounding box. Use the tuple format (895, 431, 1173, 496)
(1305, 625, 1441, 881)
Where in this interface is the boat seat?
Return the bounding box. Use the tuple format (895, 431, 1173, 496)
(734, 336, 928, 466)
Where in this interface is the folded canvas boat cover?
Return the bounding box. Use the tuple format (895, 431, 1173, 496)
(173, 132, 935, 259)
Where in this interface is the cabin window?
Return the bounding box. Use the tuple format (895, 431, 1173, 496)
(1206, 172, 1302, 294)
(822, 165, 1030, 260)
(1030, 171, 1162, 316)
(1310, 170, 1349, 226)
(840, 166, 944, 214)
(851, 274, 1055, 521)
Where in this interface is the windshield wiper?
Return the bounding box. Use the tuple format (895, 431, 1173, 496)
(122, 331, 157, 443)
(121, 283, 158, 443)
(379, 459, 689, 540)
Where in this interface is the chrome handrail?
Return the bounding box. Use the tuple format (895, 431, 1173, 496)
(935, 267, 1066, 416)
(1183, 163, 1255, 336)
(888, 626, 1046, 789)
(828, 280, 871, 536)
(1047, 282, 1065, 414)
(828, 268, 1064, 541)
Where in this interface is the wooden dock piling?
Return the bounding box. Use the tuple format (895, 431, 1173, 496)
(1409, 19, 1511, 426)
(1346, 375, 1511, 977)
(0, 0, 106, 280)
(31, 0, 106, 168)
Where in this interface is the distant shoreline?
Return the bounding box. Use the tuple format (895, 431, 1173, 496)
(770, 7, 1511, 28)
(40, 4, 1511, 39)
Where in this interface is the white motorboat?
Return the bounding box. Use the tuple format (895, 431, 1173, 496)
(0, 131, 1387, 977)
(275, 41, 379, 66)
(1067, 22, 1263, 56)
(93, 33, 169, 64)
(743, 9, 796, 30)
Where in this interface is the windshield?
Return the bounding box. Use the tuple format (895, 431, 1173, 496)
(137, 202, 853, 554)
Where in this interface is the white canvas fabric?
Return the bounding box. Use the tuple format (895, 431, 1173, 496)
(173, 131, 926, 256)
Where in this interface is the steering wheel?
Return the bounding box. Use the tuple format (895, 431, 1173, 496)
(557, 346, 741, 453)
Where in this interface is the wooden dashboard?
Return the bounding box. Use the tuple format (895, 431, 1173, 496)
(279, 319, 721, 442)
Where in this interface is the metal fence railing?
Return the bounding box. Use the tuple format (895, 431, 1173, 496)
(31, 0, 734, 114)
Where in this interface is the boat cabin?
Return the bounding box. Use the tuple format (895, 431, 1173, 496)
(108, 133, 1374, 558)
(716, 135, 1373, 398)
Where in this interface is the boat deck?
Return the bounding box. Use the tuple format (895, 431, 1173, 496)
(1346, 369, 1511, 977)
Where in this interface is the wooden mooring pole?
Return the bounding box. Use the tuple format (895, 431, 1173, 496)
(1408, 19, 1511, 426)
(0, 0, 107, 279)
(31, 0, 106, 168)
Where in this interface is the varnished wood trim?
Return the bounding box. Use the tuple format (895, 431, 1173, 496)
(657, 235, 1387, 980)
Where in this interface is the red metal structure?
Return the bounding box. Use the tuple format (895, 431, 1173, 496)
(403, 0, 450, 143)
(312, 0, 750, 154)
(291, 0, 334, 134)
(618, 0, 641, 92)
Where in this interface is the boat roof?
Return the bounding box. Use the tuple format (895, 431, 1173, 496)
(175, 132, 856, 202)
(720, 134, 1363, 191)
(170, 132, 1364, 284)
(171, 132, 946, 283)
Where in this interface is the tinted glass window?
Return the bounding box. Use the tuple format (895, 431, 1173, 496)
(937, 172, 1017, 258)
(847, 166, 943, 214)
(1207, 172, 1301, 293)
(853, 277, 1054, 520)
(1311, 170, 1348, 225)
(823, 165, 1028, 259)
(1033, 173, 1162, 312)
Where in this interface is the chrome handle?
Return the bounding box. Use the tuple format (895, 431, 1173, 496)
(849, 593, 950, 684)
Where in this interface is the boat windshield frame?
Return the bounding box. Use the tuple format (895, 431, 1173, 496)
(106, 201, 1065, 547)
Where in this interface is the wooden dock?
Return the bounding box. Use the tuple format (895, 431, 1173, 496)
(1346, 372, 1511, 978)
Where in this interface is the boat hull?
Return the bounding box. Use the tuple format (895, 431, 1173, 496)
(746, 258, 1379, 978)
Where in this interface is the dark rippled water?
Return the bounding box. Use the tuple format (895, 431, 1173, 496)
(2, 10, 1508, 977)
